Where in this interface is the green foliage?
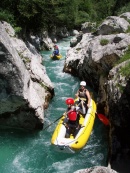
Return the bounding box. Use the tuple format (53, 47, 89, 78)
(39, 82, 47, 89)
(74, 11, 90, 26)
(76, 48, 81, 51)
(126, 26, 130, 33)
(0, 9, 15, 24)
(23, 57, 31, 63)
(116, 45, 130, 78)
(120, 62, 130, 77)
(100, 39, 109, 46)
(92, 0, 116, 21)
(116, 83, 125, 93)
(0, 0, 130, 36)
(14, 27, 22, 35)
(116, 2, 130, 15)
(116, 45, 130, 64)
(127, 19, 130, 24)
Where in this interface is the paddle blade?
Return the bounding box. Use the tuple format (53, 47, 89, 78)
(97, 113, 110, 126)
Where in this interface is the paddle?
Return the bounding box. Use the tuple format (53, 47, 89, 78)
(43, 115, 64, 130)
(89, 93, 110, 126)
(96, 112, 110, 126)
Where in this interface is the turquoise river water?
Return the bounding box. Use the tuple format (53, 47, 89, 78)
(0, 37, 108, 173)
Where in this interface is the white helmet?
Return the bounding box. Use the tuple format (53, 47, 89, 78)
(80, 81, 86, 86)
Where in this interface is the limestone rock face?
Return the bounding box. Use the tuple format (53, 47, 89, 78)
(106, 62, 130, 171)
(81, 22, 96, 33)
(74, 166, 118, 173)
(0, 22, 54, 130)
(96, 16, 130, 35)
(64, 32, 130, 90)
(120, 12, 130, 20)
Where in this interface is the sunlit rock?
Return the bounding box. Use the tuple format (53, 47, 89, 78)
(0, 21, 54, 130)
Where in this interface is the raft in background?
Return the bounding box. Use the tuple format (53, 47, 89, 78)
(51, 99, 96, 153)
(50, 54, 62, 60)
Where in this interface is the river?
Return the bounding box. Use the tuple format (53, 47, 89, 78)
(0, 37, 108, 173)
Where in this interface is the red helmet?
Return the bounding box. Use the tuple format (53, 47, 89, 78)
(68, 111, 77, 121)
(54, 44, 58, 49)
(65, 98, 74, 105)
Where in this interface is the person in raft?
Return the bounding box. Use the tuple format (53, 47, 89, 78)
(75, 81, 91, 117)
(53, 44, 59, 56)
(64, 98, 80, 137)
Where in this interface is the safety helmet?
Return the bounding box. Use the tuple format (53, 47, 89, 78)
(65, 98, 74, 105)
(80, 81, 86, 86)
(68, 111, 77, 121)
(54, 44, 58, 47)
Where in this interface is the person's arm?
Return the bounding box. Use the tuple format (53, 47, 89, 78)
(63, 107, 72, 115)
(53, 50, 55, 56)
(75, 90, 79, 98)
(86, 90, 91, 107)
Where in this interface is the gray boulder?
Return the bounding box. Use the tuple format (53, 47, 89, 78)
(0, 21, 54, 130)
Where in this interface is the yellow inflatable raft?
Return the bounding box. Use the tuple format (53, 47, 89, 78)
(51, 99, 96, 153)
(50, 54, 62, 60)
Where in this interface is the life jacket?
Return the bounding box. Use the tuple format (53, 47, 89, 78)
(68, 111, 77, 121)
(78, 89, 88, 103)
(54, 49, 59, 55)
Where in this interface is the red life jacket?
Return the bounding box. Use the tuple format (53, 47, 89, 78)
(68, 111, 77, 121)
